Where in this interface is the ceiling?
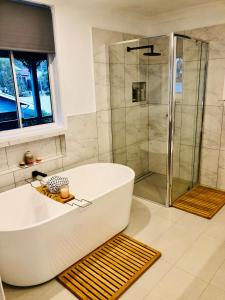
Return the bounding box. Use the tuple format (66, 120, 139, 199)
(73, 0, 221, 18)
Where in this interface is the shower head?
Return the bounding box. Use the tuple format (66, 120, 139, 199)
(143, 52, 161, 56)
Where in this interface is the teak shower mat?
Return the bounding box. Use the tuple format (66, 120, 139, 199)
(57, 233, 161, 300)
(172, 185, 225, 219)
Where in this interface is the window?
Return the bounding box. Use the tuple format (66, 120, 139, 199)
(0, 50, 53, 131)
(176, 57, 183, 93)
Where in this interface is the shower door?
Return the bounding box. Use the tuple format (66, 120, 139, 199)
(109, 36, 170, 205)
(170, 35, 208, 203)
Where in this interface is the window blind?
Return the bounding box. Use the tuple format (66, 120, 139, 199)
(0, 0, 55, 53)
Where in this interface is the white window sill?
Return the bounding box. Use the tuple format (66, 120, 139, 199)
(0, 123, 66, 148)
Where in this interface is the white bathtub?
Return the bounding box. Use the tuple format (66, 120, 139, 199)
(0, 163, 134, 286)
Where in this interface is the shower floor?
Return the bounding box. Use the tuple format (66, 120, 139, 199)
(134, 173, 191, 205)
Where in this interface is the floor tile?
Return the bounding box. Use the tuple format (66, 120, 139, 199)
(124, 197, 174, 244)
(3, 280, 77, 300)
(154, 206, 186, 222)
(198, 284, 225, 300)
(152, 223, 202, 264)
(176, 234, 225, 282)
(211, 259, 225, 291)
(144, 266, 207, 300)
(205, 209, 225, 242)
(176, 212, 210, 236)
(120, 259, 172, 300)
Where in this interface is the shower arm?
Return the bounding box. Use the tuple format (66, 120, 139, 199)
(127, 45, 154, 52)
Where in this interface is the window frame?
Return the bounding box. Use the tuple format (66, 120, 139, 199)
(0, 51, 65, 147)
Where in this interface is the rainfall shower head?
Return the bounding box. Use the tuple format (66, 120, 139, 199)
(143, 51, 161, 56)
(127, 44, 161, 57)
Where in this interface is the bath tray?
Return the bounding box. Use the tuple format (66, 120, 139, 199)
(36, 185, 75, 204)
(57, 233, 161, 299)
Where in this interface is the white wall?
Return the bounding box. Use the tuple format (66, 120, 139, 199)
(30, 0, 225, 116)
(30, 0, 153, 116)
(143, 0, 225, 36)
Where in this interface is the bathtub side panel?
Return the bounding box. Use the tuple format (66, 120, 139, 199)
(0, 180, 134, 286)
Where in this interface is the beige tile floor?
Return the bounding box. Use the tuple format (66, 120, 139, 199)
(3, 196, 225, 300)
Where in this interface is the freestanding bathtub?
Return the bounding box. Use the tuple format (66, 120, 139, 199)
(0, 163, 135, 286)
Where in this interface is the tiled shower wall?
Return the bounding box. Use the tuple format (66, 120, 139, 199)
(184, 24, 225, 189)
(109, 36, 170, 178)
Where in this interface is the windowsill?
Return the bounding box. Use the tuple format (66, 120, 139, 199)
(0, 123, 66, 148)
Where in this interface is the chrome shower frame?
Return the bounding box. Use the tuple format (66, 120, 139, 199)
(166, 33, 209, 207)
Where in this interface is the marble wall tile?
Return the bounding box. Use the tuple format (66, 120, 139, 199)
(95, 83, 110, 111)
(202, 106, 223, 149)
(161, 64, 169, 105)
(92, 28, 123, 63)
(14, 158, 63, 184)
(110, 85, 125, 109)
(148, 64, 161, 103)
(179, 145, 194, 181)
(173, 143, 180, 178)
(200, 168, 217, 187)
(63, 114, 98, 167)
(149, 141, 167, 175)
(126, 105, 148, 146)
(219, 110, 225, 150)
(113, 147, 127, 165)
(126, 142, 149, 177)
(183, 39, 201, 62)
(201, 147, 219, 176)
(111, 108, 126, 150)
(6, 137, 58, 169)
(180, 105, 197, 146)
(139, 38, 151, 65)
(147, 36, 169, 65)
(200, 148, 219, 187)
(218, 149, 225, 169)
(0, 148, 8, 172)
(125, 64, 138, 105)
(98, 152, 113, 163)
(97, 110, 112, 155)
(110, 64, 124, 88)
(125, 41, 139, 65)
(205, 59, 225, 106)
(217, 168, 225, 190)
(183, 60, 199, 106)
(0, 173, 14, 189)
(94, 63, 109, 86)
(186, 24, 225, 60)
(149, 152, 167, 175)
(149, 105, 168, 143)
(109, 44, 124, 64)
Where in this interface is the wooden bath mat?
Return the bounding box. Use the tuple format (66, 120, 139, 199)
(57, 233, 161, 300)
(36, 185, 75, 204)
(173, 185, 225, 219)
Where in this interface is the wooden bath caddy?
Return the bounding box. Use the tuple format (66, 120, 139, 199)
(36, 185, 75, 204)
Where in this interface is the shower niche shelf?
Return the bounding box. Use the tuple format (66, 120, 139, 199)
(132, 82, 146, 102)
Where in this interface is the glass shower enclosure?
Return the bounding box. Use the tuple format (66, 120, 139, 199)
(109, 33, 208, 206)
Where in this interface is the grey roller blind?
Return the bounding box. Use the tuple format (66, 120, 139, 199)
(0, 0, 55, 53)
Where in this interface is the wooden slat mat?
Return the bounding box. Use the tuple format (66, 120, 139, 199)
(173, 185, 225, 219)
(57, 233, 161, 300)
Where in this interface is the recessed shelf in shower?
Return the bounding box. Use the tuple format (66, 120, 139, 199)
(132, 82, 146, 102)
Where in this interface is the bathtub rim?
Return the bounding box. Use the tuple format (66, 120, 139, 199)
(0, 163, 135, 233)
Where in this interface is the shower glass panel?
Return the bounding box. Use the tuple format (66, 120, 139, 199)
(109, 36, 170, 205)
(171, 36, 208, 203)
(109, 33, 208, 206)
